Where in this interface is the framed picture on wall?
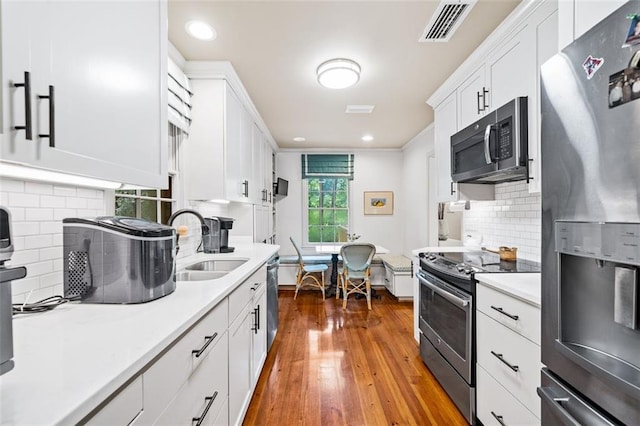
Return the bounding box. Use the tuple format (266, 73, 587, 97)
(364, 191, 393, 215)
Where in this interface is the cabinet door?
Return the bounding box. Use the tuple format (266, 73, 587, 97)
(228, 305, 252, 426)
(262, 139, 273, 206)
(457, 67, 487, 130)
(224, 85, 248, 202)
(250, 123, 264, 204)
(434, 92, 458, 202)
(2, 0, 167, 188)
(487, 26, 533, 111)
(251, 285, 267, 385)
(529, 8, 558, 194)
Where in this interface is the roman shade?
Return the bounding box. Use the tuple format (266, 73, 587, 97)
(168, 58, 193, 134)
(301, 154, 355, 180)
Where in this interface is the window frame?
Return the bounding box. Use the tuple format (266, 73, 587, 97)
(302, 177, 351, 246)
(114, 178, 176, 223)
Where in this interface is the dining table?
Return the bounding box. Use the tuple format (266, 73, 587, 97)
(315, 243, 389, 297)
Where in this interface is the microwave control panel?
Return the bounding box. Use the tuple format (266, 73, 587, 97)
(497, 119, 513, 160)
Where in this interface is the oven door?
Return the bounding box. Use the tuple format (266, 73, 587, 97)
(417, 270, 473, 383)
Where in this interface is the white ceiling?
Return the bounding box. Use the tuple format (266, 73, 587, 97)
(168, 0, 520, 150)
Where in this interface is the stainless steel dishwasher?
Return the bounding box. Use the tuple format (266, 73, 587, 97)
(266, 255, 279, 351)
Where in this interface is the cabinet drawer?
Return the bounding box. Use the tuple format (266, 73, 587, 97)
(477, 283, 540, 345)
(155, 331, 229, 425)
(142, 299, 229, 423)
(477, 365, 540, 426)
(477, 311, 541, 417)
(229, 266, 265, 322)
(86, 376, 143, 425)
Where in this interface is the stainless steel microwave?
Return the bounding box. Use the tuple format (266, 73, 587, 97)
(451, 97, 529, 184)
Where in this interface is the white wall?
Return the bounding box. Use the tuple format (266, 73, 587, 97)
(401, 125, 434, 257)
(275, 151, 405, 256)
(462, 181, 541, 261)
(0, 177, 106, 303)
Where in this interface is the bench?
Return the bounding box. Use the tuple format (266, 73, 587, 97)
(378, 254, 413, 300)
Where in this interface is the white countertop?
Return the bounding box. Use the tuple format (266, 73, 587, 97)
(475, 273, 541, 307)
(0, 243, 279, 425)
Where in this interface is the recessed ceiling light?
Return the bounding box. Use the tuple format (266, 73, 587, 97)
(346, 105, 375, 114)
(362, 135, 374, 142)
(185, 20, 216, 41)
(316, 58, 361, 89)
(293, 137, 306, 142)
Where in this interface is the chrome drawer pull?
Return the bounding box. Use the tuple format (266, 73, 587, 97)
(490, 305, 519, 321)
(491, 350, 519, 372)
(491, 411, 506, 426)
(192, 391, 218, 426)
(192, 332, 218, 358)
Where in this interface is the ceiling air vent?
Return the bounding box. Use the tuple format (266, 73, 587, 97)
(419, 0, 477, 42)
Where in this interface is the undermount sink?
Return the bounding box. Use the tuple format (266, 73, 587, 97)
(184, 259, 248, 272)
(175, 270, 228, 282)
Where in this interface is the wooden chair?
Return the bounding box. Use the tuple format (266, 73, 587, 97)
(290, 237, 328, 300)
(339, 243, 376, 309)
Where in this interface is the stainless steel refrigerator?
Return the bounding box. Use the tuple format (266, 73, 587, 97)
(540, 1, 640, 424)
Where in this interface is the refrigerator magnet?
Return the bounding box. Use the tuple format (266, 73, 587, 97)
(583, 55, 604, 79)
(623, 14, 640, 47)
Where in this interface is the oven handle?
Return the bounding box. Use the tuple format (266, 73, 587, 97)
(417, 272, 469, 308)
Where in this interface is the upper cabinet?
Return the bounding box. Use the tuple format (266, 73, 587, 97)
(558, 0, 628, 50)
(428, 0, 559, 199)
(183, 62, 276, 205)
(1, 0, 168, 188)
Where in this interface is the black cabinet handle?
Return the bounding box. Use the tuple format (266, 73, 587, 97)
(491, 350, 519, 372)
(269, 191, 272, 203)
(477, 90, 482, 114)
(490, 305, 519, 321)
(257, 304, 260, 331)
(38, 85, 55, 147)
(482, 87, 489, 111)
(450, 181, 456, 196)
(491, 411, 506, 426)
(192, 391, 218, 426)
(191, 332, 218, 358)
(242, 180, 249, 197)
(251, 307, 258, 333)
(13, 71, 32, 140)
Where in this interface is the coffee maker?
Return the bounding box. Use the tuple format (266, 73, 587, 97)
(203, 216, 235, 253)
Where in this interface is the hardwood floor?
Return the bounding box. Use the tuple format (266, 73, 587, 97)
(243, 289, 467, 425)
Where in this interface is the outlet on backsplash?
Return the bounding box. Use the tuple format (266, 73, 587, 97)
(462, 181, 541, 262)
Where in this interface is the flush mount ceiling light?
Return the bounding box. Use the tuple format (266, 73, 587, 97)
(316, 58, 361, 89)
(185, 20, 216, 40)
(293, 137, 306, 142)
(362, 135, 374, 142)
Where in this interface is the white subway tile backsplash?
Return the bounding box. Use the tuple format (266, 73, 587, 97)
(53, 186, 77, 197)
(463, 181, 541, 262)
(9, 193, 40, 207)
(26, 208, 54, 221)
(40, 195, 67, 208)
(25, 182, 54, 195)
(1, 177, 107, 302)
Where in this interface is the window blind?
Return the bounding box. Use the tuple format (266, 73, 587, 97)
(301, 154, 355, 180)
(168, 58, 193, 134)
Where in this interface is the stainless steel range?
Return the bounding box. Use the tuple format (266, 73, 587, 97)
(417, 251, 539, 424)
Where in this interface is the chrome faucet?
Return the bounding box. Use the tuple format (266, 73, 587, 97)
(167, 209, 210, 255)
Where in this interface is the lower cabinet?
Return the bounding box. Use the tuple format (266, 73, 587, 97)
(84, 263, 269, 426)
(476, 280, 541, 425)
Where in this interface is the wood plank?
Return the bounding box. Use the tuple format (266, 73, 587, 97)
(243, 290, 468, 425)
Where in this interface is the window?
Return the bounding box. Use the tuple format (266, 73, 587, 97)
(305, 177, 349, 243)
(115, 178, 175, 224)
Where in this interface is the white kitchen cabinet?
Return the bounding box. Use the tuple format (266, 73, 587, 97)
(558, 0, 627, 50)
(1, 0, 167, 188)
(86, 376, 143, 426)
(476, 279, 542, 424)
(185, 79, 255, 202)
(434, 92, 494, 203)
(251, 282, 268, 384)
(457, 67, 488, 130)
(228, 265, 266, 425)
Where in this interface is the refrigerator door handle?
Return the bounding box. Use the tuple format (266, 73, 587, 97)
(537, 387, 581, 426)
